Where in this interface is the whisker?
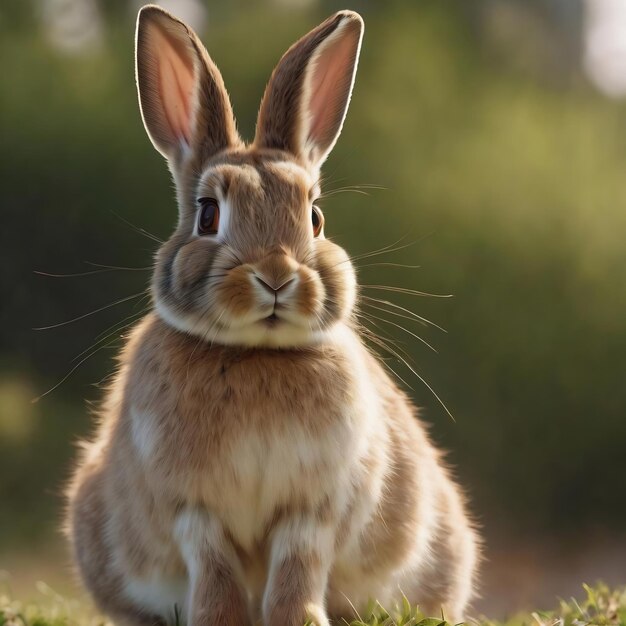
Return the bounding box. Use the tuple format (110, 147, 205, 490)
(351, 229, 437, 264)
(366, 328, 455, 422)
(349, 236, 417, 263)
(34, 261, 150, 278)
(355, 322, 415, 392)
(34, 268, 123, 278)
(324, 234, 434, 276)
(357, 312, 417, 368)
(320, 188, 372, 198)
(328, 183, 387, 190)
(32, 336, 121, 403)
(361, 299, 427, 327)
(109, 210, 163, 244)
(355, 262, 422, 270)
(361, 284, 452, 298)
(361, 296, 446, 332)
(359, 309, 437, 353)
(84, 261, 152, 271)
(319, 237, 419, 275)
(131, 291, 153, 312)
(33, 291, 147, 331)
(320, 183, 387, 199)
(72, 306, 150, 364)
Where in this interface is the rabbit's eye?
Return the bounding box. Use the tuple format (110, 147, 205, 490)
(197, 198, 220, 235)
(312, 205, 324, 237)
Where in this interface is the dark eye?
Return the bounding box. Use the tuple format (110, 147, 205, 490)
(197, 198, 220, 235)
(312, 205, 324, 237)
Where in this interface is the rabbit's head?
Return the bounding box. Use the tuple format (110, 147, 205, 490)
(136, 5, 363, 347)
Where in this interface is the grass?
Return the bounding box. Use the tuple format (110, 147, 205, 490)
(1, 581, 624, 626)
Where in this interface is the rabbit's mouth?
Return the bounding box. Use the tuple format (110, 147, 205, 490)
(259, 312, 283, 329)
(264, 312, 280, 326)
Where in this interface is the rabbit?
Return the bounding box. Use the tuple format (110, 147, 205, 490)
(65, 5, 479, 626)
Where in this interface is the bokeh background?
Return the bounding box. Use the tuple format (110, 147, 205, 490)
(1, 0, 625, 617)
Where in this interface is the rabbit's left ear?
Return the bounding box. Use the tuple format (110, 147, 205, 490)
(254, 11, 363, 171)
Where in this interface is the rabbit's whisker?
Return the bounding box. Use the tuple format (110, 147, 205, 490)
(39, 301, 152, 399)
(320, 183, 387, 199)
(339, 230, 436, 269)
(321, 235, 423, 273)
(356, 312, 416, 369)
(347, 236, 417, 263)
(109, 210, 164, 244)
(355, 262, 421, 270)
(84, 261, 152, 271)
(355, 322, 415, 392)
(360, 300, 428, 328)
(361, 284, 452, 298)
(34, 262, 151, 279)
(376, 335, 455, 422)
(359, 310, 437, 353)
(356, 311, 452, 419)
(33, 291, 148, 331)
(361, 296, 446, 332)
(321, 182, 386, 194)
(73, 305, 151, 364)
(32, 334, 124, 403)
(320, 189, 370, 198)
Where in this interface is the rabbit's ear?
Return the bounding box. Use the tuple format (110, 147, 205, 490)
(135, 5, 239, 161)
(254, 11, 363, 171)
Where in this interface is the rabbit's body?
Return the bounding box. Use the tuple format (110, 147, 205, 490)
(69, 315, 476, 624)
(67, 7, 478, 625)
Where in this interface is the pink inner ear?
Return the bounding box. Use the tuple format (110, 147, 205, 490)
(148, 22, 195, 145)
(307, 26, 359, 155)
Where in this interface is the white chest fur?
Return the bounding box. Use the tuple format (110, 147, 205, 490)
(131, 400, 357, 549)
(128, 326, 382, 550)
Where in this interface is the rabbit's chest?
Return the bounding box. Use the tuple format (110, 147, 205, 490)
(132, 403, 352, 547)
(128, 347, 359, 546)
(215, 416, 350, 544)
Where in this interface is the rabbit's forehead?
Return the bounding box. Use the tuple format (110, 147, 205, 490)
(197, 160, 317, 208)
(193, 155, 318, 255)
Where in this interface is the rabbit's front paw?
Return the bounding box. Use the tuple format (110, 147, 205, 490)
(262, 515, 334, 626)
(174, 509, 251, 626)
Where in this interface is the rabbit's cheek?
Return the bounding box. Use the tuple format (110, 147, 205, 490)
(170, 239, 216, 301)
(295, 266, 325, 318)
(214, 265, 257, 319)
(313, 241, 356, 324)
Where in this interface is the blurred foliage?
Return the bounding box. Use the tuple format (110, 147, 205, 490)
(1, 0, 626, 553)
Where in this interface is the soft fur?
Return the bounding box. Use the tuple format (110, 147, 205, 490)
(66, 6, 479, 626)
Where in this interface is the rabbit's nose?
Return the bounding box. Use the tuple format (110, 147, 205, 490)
(253, 251, 299, 293)
(254, 274, 296, 295)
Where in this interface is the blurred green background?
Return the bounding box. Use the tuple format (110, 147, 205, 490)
(1, 0, 625, 616)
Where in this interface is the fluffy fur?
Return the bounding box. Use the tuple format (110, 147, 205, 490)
(66, 6, 479, 626)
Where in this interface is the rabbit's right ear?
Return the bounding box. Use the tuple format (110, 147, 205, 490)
(135, 5, 240, 162)
(254, 11, 363, 172)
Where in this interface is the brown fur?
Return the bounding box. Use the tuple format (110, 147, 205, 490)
(265, 553, 324, 626)
(67, 6, 479, 626)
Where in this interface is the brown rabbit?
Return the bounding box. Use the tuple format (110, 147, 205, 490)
(66, 5, 479, 626)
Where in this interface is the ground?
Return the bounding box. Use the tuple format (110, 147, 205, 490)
(0, 582, 624, 626)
